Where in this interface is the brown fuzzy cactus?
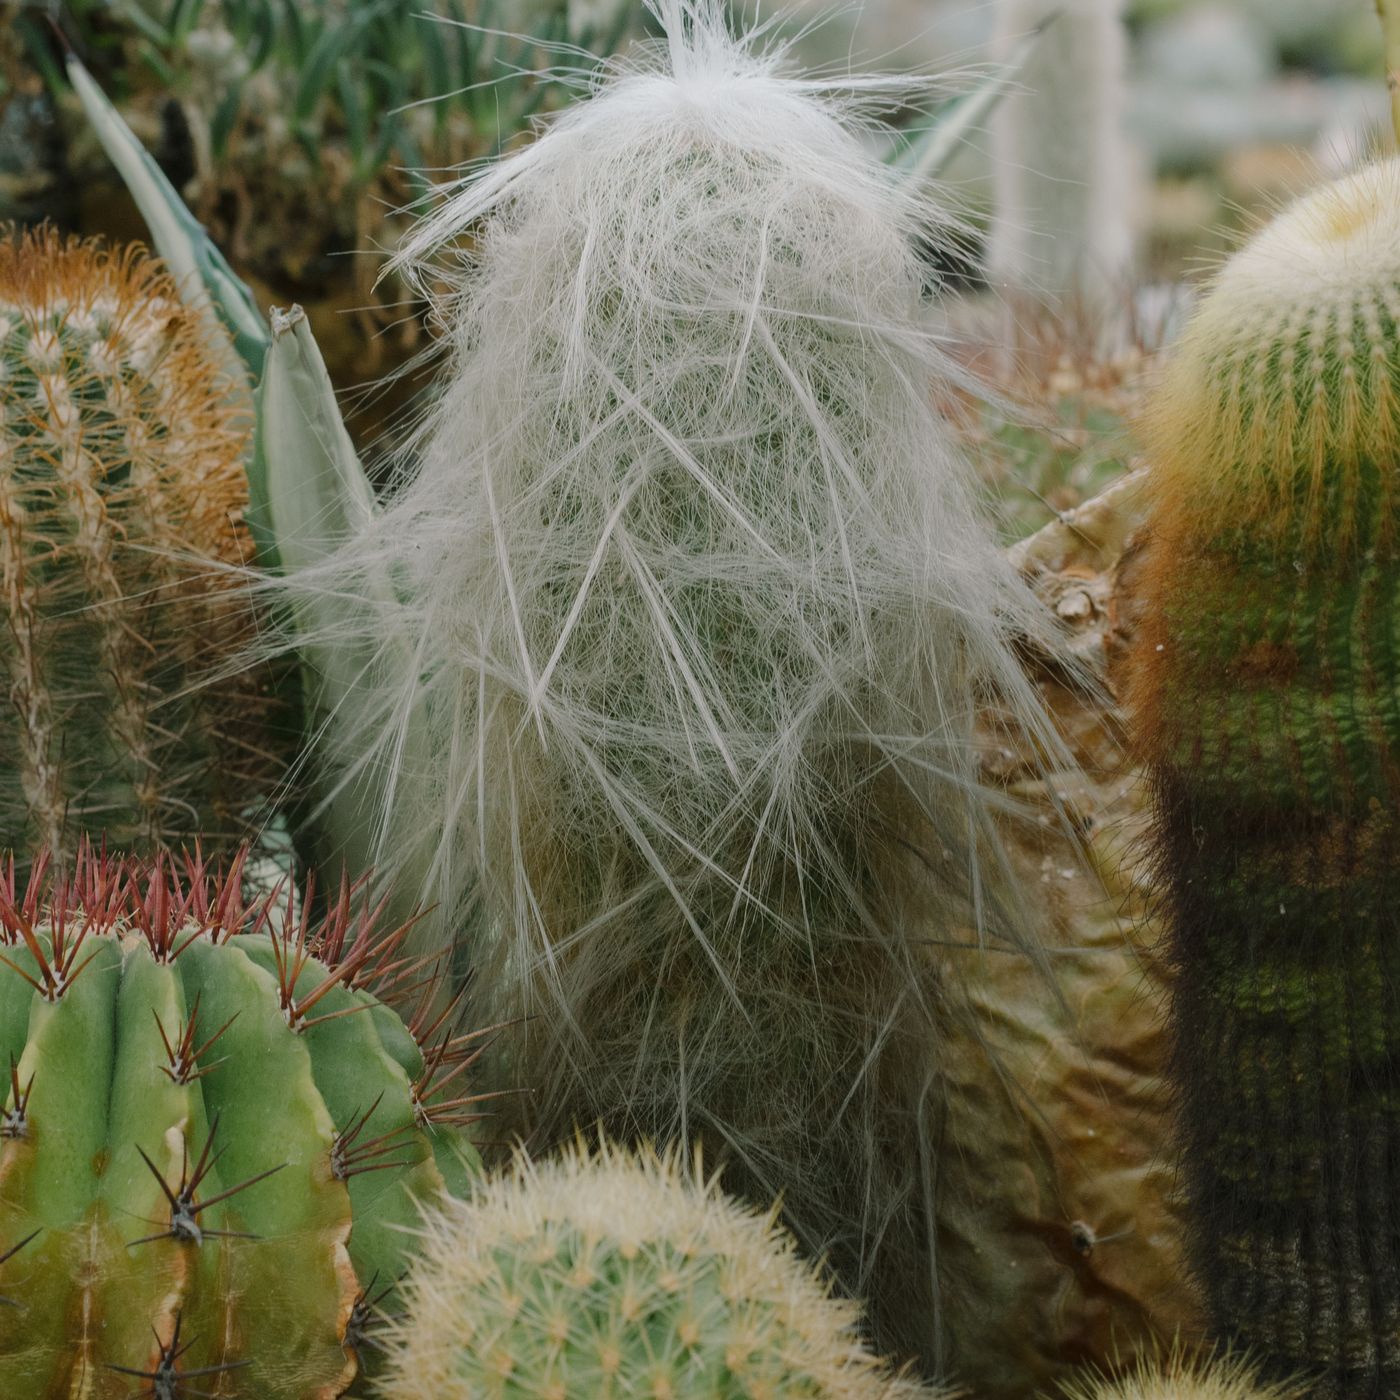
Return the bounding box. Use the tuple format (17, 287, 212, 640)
(0, 226, 280, 862)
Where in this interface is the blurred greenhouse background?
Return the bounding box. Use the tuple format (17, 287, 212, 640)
(0, 0, 1389, 464)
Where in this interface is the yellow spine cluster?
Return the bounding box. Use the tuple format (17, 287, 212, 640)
(1062, 1352, 1305, 1400)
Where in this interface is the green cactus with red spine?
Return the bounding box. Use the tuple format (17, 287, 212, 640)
(0, 847, 481, 1397)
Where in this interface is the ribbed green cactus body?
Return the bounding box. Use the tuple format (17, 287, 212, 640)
(1137, 161, 1400, 1397)
(0, 866, 478, 1398)
(0, 228, 279, 862)
(1154, 507, 1400, 1390)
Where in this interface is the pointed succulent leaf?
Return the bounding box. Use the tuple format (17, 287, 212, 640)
(254, 304, 377, 579)
(884, 17, 1050, 184)
(254, 307, 420, 890)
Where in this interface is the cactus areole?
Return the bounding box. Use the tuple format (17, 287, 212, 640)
(1133, 159, 1400, 1396)
(0, 847, 481, 1397)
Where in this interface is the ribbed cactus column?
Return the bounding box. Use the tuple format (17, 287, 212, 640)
(0, 228, 280, 862)
(1133, 159, 1400, 1396)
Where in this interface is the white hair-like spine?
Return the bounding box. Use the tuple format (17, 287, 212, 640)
(286, 0, 1065, 1367)
(988, 0, 1134, 302)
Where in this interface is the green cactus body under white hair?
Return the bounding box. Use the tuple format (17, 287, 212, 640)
(284, 0, 1065, 1368)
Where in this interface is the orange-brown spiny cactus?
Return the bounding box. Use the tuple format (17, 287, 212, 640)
(0, 226, 280, 861)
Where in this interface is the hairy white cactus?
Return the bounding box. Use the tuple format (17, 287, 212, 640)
(277, 0, 1065, 1366)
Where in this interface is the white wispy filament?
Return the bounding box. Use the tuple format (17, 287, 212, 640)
(287, 0, 1063, 1367)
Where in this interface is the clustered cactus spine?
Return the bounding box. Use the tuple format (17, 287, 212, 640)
(378, 1139, 942, 1400)
(286, 0, 1066, 1366)
(0, 847, 481, 1397)
(1132, 158, 1400, 1396)
(0, 227, 281, 864)
(1062, 1352, 1305, 1400)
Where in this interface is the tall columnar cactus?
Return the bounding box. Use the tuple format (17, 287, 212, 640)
(988, 0, 1133, 302)
(378, 1139, 944, 1400)
(1132, 158, 1400, 1396)
(0, 847, 481, 1396)
(281, 0, 1065, 1365)
(0, 226, 280, 862)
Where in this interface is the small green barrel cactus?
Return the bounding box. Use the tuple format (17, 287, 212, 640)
(1132, 158, 1400, 1395)
(1061, 1352, 1304, 1400)
(378, 1139, 943, 1400)
(0, 846, 481, 1396)
(0, 226, 282, 863)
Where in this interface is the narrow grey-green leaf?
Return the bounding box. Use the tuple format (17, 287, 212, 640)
(255, 306, 419, 900)
(886, 17, 1051, 184)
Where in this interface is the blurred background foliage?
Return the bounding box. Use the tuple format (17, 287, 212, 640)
(773, 0, 1390, 539)
(0, 0, 1390, 494)
(0, 0, 636, 445)
(779, 0, 1387, 276)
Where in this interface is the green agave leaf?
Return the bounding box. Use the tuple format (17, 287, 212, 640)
(65, 53, 269, 382)
(885, 16, 1051, 184)
(253, 304, 375, 583)
(255, 306, 410, 889)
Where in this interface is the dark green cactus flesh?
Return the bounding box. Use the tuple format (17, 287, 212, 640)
(1135, 161, 1400, 1397)
(0, 849, 481, 1398)
(1148, 500, 1400, 1395)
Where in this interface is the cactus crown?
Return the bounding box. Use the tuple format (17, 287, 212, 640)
(1144, 158, 1400, 542)
(1063, 1353, 1305, 1400)
(379, 1138, 940, 1400)
(0, 226, 278, 860)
